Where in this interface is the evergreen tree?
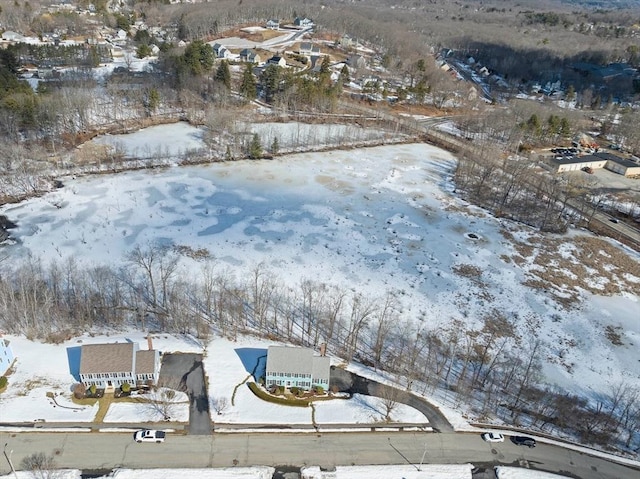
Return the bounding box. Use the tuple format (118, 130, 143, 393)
(147, 88, 160, 112)
(260, 64, 281, 103)
(271, 136, 279, 155)
(240, 64, 257, 99)
(339, 64, 350, 85)
(137, 43, 152, 59)
(87, 46, 101, 67)
(215, 60, 231, 89)
(525, 113, 541, 137)
(560, 117, 571, 137)
(182, 40, 214, 75)
(248, 133, 262, 159)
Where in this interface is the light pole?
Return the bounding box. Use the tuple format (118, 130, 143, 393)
(418, 442, 428, 471)
(3, 443, 18, 479)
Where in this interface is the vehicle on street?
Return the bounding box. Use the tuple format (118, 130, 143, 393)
(609, 218, 619, 223)
(481, 432, 504, 442)
(510, 436, 536, 448)
(133, 429, 166, 443)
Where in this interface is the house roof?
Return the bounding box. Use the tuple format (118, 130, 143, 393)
(595, 152, 639, 168)
(80, 343, 136, 375)
(135, 350, 157, 375)
(312, 355, 330, 380)
(267, 346, 314, 374)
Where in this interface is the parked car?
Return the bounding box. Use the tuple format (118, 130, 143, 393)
(133, 429, 166, 443)
(510, 436, 536, 448)
(609, 218, 619, 224)
(481, 432, 504, 443)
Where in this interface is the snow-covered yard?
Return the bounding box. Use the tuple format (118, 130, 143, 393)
(0, 333, 428, 426)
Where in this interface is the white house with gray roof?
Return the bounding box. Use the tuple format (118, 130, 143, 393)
(265, 346, 330, 390)
(79, 342, 160, 390)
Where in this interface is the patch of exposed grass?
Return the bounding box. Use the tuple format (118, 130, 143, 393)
(506, 234, 640, 309)
(452, 263, 482, 279)
(605, 325, 624, 346)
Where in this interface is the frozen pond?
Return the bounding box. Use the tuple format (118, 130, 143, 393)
(1, 142, 639, 397)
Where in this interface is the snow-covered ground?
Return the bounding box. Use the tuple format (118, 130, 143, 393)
(86, 121, 393, 160)
(1, 123, 638, 408)
(0, 465, 578, 479)
(0, 333, 427, 426)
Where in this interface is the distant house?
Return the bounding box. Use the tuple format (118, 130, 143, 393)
(338, 34, 354, 48)
(267, 55, 287, 67)
(266, 19, 280, 30)
(347, 54, 366, 69)
(298, 42, 320, 55)
(79, 341, 160, 390)
(0, 338, 15, 377)
(212, 43, 230, 59)
(239, 48, 261, 64)
(1, 31, 26, 43)
(265, 346, 330, 391)
(294, 17, 314, 28)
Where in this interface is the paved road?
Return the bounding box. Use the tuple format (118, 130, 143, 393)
(1, 431, 638, 478)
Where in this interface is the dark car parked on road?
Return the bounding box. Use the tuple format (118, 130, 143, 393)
(511, 436, 536, 448)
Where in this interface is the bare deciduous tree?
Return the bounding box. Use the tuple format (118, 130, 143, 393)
(21, 452, 59, 479)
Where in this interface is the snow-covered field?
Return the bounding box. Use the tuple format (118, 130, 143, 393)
(1, 123, 638, 406)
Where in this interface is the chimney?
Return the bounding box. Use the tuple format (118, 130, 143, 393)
(320, 343, 326, 357)
(147, 335, 153, 351)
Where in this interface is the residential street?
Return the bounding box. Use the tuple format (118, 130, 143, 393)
(1, 431, 638, 479)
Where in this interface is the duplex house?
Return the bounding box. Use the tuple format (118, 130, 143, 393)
(299, 42, 320, 55)
(265, 346, 330, 391)
(267, 55, 286, 67)
(239, 48, 261, 64)
(0, 338, 15, 376)
(212, 43, 230, 59)
(294, 17, 314, 28)
(79, 342, 160, 390)
(266, 19, 280, 30)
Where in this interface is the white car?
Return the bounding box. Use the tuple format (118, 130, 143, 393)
(481, 432, 505, 443)
(133, 429, 166, 443)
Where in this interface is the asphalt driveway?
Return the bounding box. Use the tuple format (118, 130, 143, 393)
(158, 352, 211, 435)
(330, 366, 454, 433)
